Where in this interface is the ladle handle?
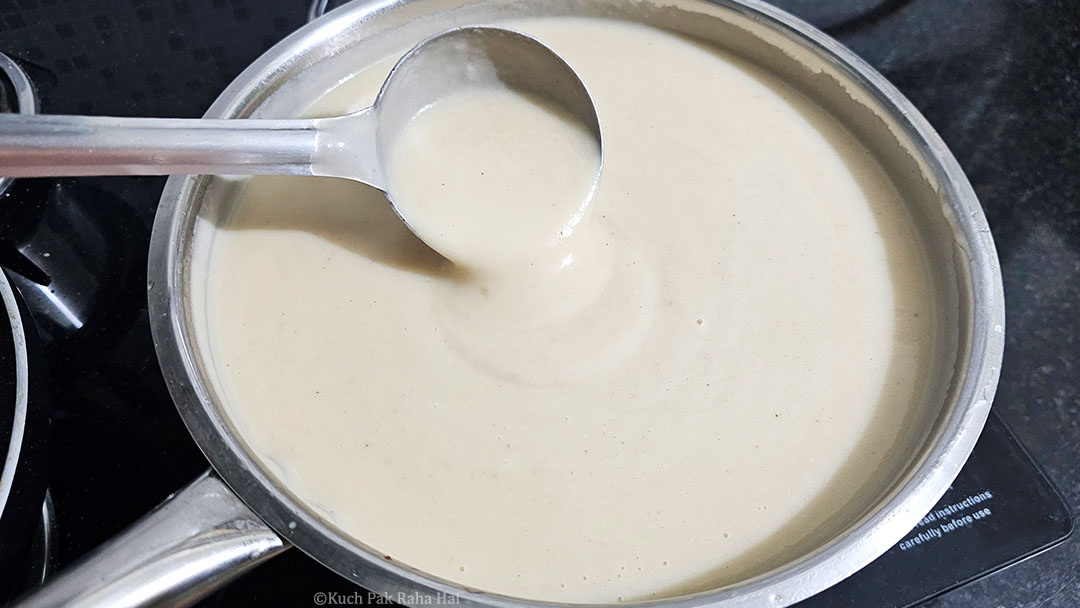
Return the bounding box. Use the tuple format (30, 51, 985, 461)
(0, 113, 319, 177)
(13, 472, 288, 608)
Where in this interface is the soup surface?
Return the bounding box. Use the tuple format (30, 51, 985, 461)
(196, 16, 945, 603)
(387, 87, 601, 272)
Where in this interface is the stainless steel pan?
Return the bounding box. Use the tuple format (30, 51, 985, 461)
(16, 1, 1005, 606)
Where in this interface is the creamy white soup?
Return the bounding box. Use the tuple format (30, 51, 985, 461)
(386, 87, 601, 273)
(195, 17, 946, 604)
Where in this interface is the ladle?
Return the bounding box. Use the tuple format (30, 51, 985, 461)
(0, 27, 602, 224)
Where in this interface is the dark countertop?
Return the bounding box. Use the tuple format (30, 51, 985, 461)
(1, 0, 1077, 606)
(772, 1, 1080, 605)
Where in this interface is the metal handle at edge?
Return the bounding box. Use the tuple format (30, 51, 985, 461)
(12, 471, 289, 608)
(0, 114, 319, 178)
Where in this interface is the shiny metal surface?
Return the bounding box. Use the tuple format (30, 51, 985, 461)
(15, 473, 286, 608)
(309, 0, 332, 23)
(0, 52, 38, 198)
(21, 0, 1007, 607)
(0, 114, 321, 178)
(0, 270, 30, 525)
(0, 27, 600, 209)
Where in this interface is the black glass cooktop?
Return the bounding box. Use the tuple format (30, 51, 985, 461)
(0, 0, 1075, 606)
(797, 412, 1070, 608)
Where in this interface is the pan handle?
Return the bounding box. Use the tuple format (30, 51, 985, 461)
(13, 470, 288, 608)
